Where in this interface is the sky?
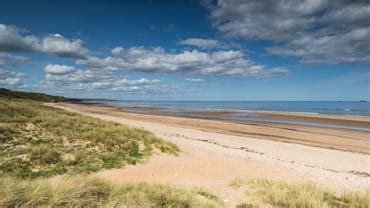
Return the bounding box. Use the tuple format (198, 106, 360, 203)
(0, 0, 369, 101)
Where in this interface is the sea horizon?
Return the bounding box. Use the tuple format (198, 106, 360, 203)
(81, 99, 370, 116)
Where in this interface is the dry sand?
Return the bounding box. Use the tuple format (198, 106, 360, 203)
(48, 102, 370, 206)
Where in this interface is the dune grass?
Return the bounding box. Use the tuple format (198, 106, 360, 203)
(0, 97, 178, 178)
(0, 88, 66, 102)
(231, 178, 370, 208)
(0, 176, 223, 208)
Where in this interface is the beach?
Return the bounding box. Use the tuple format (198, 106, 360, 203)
(48, 102, 370, 206)
(2, 1, 370, 206)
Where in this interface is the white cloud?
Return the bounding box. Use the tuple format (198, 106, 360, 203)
(207, 0, 370, 63)
(185, 78, 204, 82)
(0, 24, 88, 58)
(37, 34, 88, 58)
(78, 46, 288, 78)
(111, 47, 124, 56)
(0, 24, 38, 52)
(0, 52, 28, 88)
(1, 23, 288, 79)
(43, 64, 170, 93)
(44, 64, 77, 75)
(0, 68, 25, 87)
(178, 38, 222, 49)
(45, 69, 111, 85)
(268, 26, 370, 63)
(0, 53, 29, 67)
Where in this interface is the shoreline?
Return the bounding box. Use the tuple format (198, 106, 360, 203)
(47, 102, 370, 205)
(80, 99, 370, 116)
(77, 101, 370, 131)
(80, 100, 370, 117)
(51, 101, 370, 155)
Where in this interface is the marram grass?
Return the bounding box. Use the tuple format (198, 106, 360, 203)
(231, 178, 370, 208)
(0, 176, 223, 208)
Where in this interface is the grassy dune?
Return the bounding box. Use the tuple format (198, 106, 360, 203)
(0, 176, 222, 207)
(231, 178, 370, 208)
(0, 97, 178, 178)
(0, 90, 221, 207)
(0, 88, 66, 102)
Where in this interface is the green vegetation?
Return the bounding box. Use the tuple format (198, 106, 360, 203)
(0, 176, 223, 207)
(0, 96, 178, 178)
(231, 178, 370, 208)
(0, 88, 66, 102)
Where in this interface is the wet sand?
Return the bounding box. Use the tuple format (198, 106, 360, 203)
(119, 106, 370, 129)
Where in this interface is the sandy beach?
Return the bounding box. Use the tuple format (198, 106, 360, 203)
(48, 102, 370, 206)
(3, 2, 370, 206)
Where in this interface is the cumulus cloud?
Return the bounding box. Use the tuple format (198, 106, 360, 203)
(207, 0, 370, 63)
(45, 67, 113, 85)
(111, 47, 124, 56)
(185, 78, 204, 82)
(77, 46, 288, 78)
(36, 34, 88, 58)
(178, 38, 222, 49)
(0, 24, 38, 52)
(0, 24, 88, 58)
(43, 64, 170, 93)
(1, 23, 288, 79)
(0, 53, 29, 88)
(268, 27, 370, 63)
(0, 53, 29, 67)
(0, 68, 25, 87)
(44, 64, 77, 75)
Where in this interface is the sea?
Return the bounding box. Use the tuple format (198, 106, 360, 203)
(83, 100, 370, 116)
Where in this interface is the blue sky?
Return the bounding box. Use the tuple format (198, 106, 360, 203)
(0, 0, 369, 101)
